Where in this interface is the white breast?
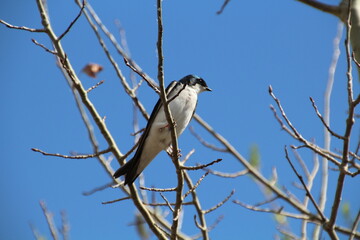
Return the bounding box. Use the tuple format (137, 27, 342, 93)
(136, 85, 198, 173)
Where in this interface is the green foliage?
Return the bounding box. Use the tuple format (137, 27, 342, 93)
(249, 144, 261, 170)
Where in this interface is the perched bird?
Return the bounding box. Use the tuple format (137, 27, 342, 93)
(113, 75, 211, 185)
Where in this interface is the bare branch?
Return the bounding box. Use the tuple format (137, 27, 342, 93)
(217, 0, 231, 15)
(206, 168, 248, 178)
(80, 2, 150, 121)
(295, 0, 341, 17)
(277, 227, 300, 240)
(183, 171, 209, 239)
(102, 196, 131, 205)
(58, 0, 86, 41)
(160, 193, 174, 212)
(309, 97, 345, 140)
(193, 215, 206, 231)
(31, 39, 57, 55)
(193, 114, 316, 218)
(203, 189, 235, 214)
(82, 182, 113, 196)
(181, 159, 222, 170)
(39, 201, 59, 240)
(123, 57, 160, 94)
(253, 195, 279, 207)
(144, 201, 193, 207)
(269, 87, 356, 172)
(207, 215, 224, 232)
(233, 200, 313, 221)
(86, 80, 105, 93)
(31, 147, 111, 159)
(189, 126, 228, 152)
(0, 19, 46, 32)
(140, 186, 177, 192)
(183, 172, 209, 200)
(327, 4, 357, 237)
(349, 210, 360, 240)
(181, 149, 195, 165)
(154, 223, 171, 238)
(60, 211, 70, 240)
(314, 21, 343, 240)
(118, 140, 140, 162)
(284, 146, 326, 222)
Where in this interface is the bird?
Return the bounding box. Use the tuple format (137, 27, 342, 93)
(113, 74, 211, 185)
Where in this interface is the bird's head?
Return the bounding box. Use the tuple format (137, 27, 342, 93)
(180, 75, 212, 94)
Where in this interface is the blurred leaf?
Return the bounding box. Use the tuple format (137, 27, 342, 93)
(82, 63, 103, 78)
(274, 213, 287, 225)
(134, 213, 149, 240)
(341, 201, 351, 220)
(249, 144, 261, 170)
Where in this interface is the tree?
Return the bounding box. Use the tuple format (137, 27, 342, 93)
(0, 0, 359, 239)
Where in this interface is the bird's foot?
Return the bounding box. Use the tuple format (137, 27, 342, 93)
(167, 147, 182, 158)
(159, 121, 177, 132)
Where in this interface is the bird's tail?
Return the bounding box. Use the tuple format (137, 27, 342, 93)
(113, 157, 140, 185)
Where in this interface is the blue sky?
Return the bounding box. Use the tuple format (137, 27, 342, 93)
(1, 0, 359, 239)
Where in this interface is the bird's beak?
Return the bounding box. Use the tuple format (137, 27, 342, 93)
(205, 87, 212, 91)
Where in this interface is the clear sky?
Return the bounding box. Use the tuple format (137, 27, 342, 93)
(0, 0, 359, 239)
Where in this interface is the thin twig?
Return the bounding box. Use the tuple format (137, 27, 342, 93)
(102, 196, 131, 204)
(181, 149, 195, 165)
(140, 186, 176, 192)
(58, 0, 86, 41)
(233, 200, 314, 221)
(193, 215, 206, 231)
(86, 80, 105, 93)
(349, 210, 360, 240)
(82, 182, 113, 196)
(203, 189, 235, 214)
(183, 172, 209, 200)
(216, 0, 231, 14)
(31, 147, 111, 159)
(160, 193, 174, 212)
(60, 211, 70, 240)
(181, 159, 222, 170)
(193, 114, 315, 218)
(284, 146, 326, 222)
(183, 171, 209, 239)
(253, 195, 279, 207)
(118, 140, 140, 162)
(269, 88, 352, 171)
(39, 201, 59, 240)
(205, 168, 249, 178)
(0, 19, 46, 32)
(31, 39, 57, 55)
(309, 97, 345, 140)
(189, 126, 228, 152)
(81, 2, 150, 121)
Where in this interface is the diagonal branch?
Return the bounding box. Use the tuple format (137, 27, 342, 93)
(0, 19, 46, 32)
(284, 146, 326, 222)
(57, 0, 86, 41)
(203, 189, 235, 214)
(31, 147, 111, 159)
(309, 97, 345, 140)
(295, 0, 341, 17)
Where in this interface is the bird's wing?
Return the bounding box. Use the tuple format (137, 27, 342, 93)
(132, 80, 180, 161)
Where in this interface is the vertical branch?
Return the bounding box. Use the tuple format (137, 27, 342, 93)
(183, 171, 209, 240)
(313, 21, 344, 240)
(156, 0, 184, 239)
(327, 1, 356, 238)
(39, 201, 59, 240)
